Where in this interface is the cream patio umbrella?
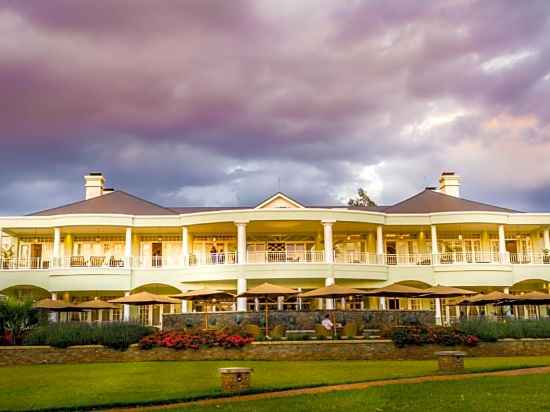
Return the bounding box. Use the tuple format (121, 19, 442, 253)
(299, 284, 367, 336)
(170, 289, 235, 329)
(109, 292, 180, 327)
(237, 283, 298, 337)
(419, 286, 477, 325)
(33, 299, 83, 322)
(77, 298, 119, 323)
(364, 283, 427, 298)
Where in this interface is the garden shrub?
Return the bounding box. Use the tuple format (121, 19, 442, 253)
(23, 323, 153, 350)
(139, 329, 253, 350)
(457, 319, 550, 341)
(386, 325, 478, 348)
(0, 298, 39, 345)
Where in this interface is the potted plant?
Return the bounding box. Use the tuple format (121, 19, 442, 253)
(1, 246, 14, 270)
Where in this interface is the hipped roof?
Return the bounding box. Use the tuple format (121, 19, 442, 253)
(28, 188, 520, 216)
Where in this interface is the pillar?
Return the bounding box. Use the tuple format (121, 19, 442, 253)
(322, 220, 335, 263)
(435, 297, 442, 325)
(325, 277, 335, 310)
(123, 291, 130, 322)
(63, 233, 73, 265)
(379, 297, 386, 310)
(181, 226, 189, 265)
(431, 225, 439, 264)
(148, 304, 154, 326)
(237, 278, 247, 311)
(543, 228, 550, 251)
(376, 225, 384, 264)
(125, 227, 132, 268)
(181, 299, 188, 313)
(236, 221, 248, 264)
(277, 296, 284, 311)
(498, 225, 507, 263)
(53, 227, 61, 267)
(50, 293, 58, 323)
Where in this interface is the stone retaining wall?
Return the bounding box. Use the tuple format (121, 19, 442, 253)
(2, 339, 550, 366)
(163, 310, 434, 331)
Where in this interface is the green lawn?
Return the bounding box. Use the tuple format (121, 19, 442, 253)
(177, 373, 550, 412)
(1, 357, 550, 411)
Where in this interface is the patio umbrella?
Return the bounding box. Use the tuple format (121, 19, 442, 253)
(513, 291, 550, 304)
(458, 291, 515, 306)
(419, 286, 477, 325)
(364, 283, 426, 297)
(170, 289, 235, 329)
(109, 291, 180, 305)
(238, 283, 298, 337)
(33, 298, 83, 311)
(299, 284, 367, 336)
(109, 292, 180, 327)
(77, 298, 119, 310)
(77, 298, 119, 322)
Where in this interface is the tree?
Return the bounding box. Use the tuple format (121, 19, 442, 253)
(348, 188, 377, 207)
(0, 298, 39, 345)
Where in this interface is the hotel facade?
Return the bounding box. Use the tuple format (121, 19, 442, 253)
(1, 172, 550, 325)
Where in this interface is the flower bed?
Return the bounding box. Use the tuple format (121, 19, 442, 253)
(139, 330, 254, 351)
(385, 325, 479, 348)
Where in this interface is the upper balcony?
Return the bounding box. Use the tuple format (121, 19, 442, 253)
(2, 251, 549, 271)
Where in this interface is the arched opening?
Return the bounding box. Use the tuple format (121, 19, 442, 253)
(0, 285, 50, 301)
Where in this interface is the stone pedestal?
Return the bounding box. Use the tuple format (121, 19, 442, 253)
(435, 351, 466, 372)
(219, 367, 253, 392)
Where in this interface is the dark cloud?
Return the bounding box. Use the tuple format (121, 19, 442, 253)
(0, 0, 549, 215)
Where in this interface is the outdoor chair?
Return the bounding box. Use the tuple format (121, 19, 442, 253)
(90, 256, 105, 267)
(270, 324, 287, 339)
(71, 256, 86, 267)
(342, 321, 358, 338)
(245, 324, 263, 339)
(314, 324, 331, 339)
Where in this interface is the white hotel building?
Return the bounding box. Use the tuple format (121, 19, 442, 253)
(1, 172, 550, 325)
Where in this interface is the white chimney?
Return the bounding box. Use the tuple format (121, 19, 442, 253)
(84, 172, 105, 200)
(438, 172, 461, 197)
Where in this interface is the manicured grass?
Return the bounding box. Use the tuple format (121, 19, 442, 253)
(177, 373, 550, 412)
(1, 357, 550, 411)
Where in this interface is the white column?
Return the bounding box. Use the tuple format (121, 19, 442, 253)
(379, 297, 386, 310)
(498, 224, 507, 263)
(444, 304, 451, 326)
(159, 304, 164, 329)
(543, 228, 550, 251)
(181, 299, 188, 313)
(181, 226, 189, 266)
(277, 296, 284, 311)
(322, 220, 335, 263)
(237, 278, 247, 311)
(124, 227, 132, 267)
(148, 305, 154, 326)
(53, 228, 61, 267)
(435, 297, 442, 325)
(236, 221, 248, 264)
(376, 225, 384, 264)
(325, 277, 335, 310)
(431, 225, 439, 264)
(123, 291, 130, 322)
(50, 293, 58, 323)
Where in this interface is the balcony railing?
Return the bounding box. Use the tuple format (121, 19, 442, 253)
(2, 251, 550, 270)
(247, 251, 325, 264)
(189, 252, 238, 266)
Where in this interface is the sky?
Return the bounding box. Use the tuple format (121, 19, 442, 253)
(1, 0, 550, 215)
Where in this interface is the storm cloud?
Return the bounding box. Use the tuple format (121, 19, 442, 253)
(1, 0, 549, 214)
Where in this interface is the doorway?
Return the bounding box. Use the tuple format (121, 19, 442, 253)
(30, 244, 42, 269)
(152, 243, 162, 267)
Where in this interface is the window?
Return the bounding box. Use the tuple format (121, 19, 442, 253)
(388, 298, 400, 310)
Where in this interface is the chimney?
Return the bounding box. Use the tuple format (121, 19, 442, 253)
(438, 171, 461, 197)
(84, 172, 105, 200)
